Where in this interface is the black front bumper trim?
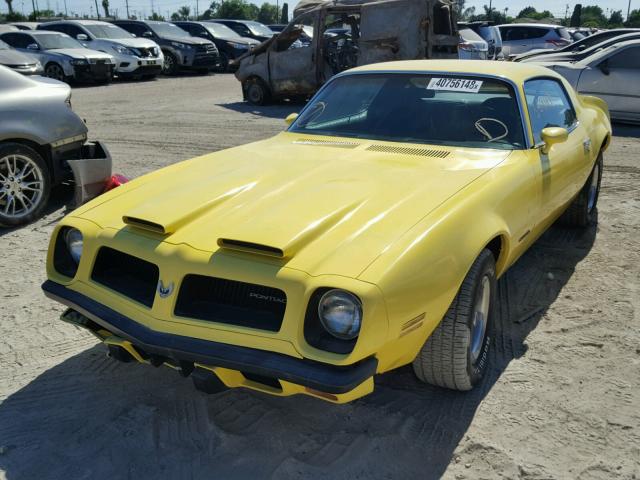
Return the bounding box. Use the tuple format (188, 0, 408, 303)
(42, 280, 377, 394)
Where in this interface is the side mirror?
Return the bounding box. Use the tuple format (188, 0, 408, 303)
(26, 43, 39, 50)
(143, 31, 154, 38)
(76, 33, 89, 41)
(598, 59, 610, 75)
(540, 127, 568, 154)
(284, 113, 298, 126)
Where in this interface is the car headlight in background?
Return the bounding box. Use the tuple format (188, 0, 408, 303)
(229, 42, 248, 50)
(318, 289, 362, 340)
(70, 59, 88, 65)
(112, 45, 136, 55)
(65, 228, 84, 264)
(171, 41, 193, 50)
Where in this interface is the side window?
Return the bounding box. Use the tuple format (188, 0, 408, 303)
(66, 25, 87, 39)
(123, 23, 149, 37)
(524, 79, 578, 144)
(3, 33, 32, 48)
(233, 24, 250, 36)
(504, 28, 525, 41)
(40, 24, 66, 34)
(607, 47, 640, 69)
(528, 27, 548, 39)
(191, 25, 208, 38)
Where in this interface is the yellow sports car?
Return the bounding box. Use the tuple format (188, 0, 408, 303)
(43, 60, 611, 403)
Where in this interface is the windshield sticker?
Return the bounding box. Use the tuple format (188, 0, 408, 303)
(427, 78, 483, 93)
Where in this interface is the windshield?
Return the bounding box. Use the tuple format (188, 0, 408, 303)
(149, 22, 191, 38)
(244, 21, 273, 37)
(37, 33, 83, 49)
(205, 22, 242, 39)
(290, 73, 525, 150)
(0, 40, 8, 50)
(84, 24, 133, 39)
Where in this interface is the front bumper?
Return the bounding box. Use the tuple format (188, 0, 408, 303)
(115, 57, 163, 74)
(42, 280, 377, 402)
(180, 49, 220, 69)
(72, 63, 115, 82)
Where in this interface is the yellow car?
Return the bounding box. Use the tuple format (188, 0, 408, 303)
(43, 60, 611, 403)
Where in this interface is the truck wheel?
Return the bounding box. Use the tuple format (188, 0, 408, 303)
(413, 249, 496, 391)
(244, 77, 270, 106)
(44, 62, 68, 83)
(0, 143, 51, 227)
(162, 51, 179, 75)
(561, 153, 603, 228)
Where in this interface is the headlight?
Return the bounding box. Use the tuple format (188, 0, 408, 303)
(64, 228, 83, 264)
(318, 289, 362, 340)
(112, 45, 135, 55)
(171, 41, 193, 50)
(229, 42, 248, 49)
(70, 59, 88, 65)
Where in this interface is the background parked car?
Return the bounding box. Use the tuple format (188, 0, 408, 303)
(268, 24, 313, 45)
(112, 20, 219, 75)
(0, 38, 42, 75)
(38, 20, 163, 80)
(210, 20, 274, 42)
(539, 39, 640, 124)
(174, 20, 258, 72)
(458, 28, 489, 60)
(498, 23, 572, 57)
(513, 28, 640, 62)
(10, 22, 40, 30)
(458, 22, 502, 60)
(0, 30, 115, 84)
(520, 32, 640, 64)
(0, 25, 19, 33)
(0, 65, 111, 226)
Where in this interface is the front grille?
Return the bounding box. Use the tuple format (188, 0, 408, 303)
(91, 247, 159, 308)
(136, 47, 157, 58)
(196, 43, 216, 54)
(175, 275, 286, 332)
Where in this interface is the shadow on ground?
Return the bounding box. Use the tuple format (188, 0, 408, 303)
(217, 101, 304, 119)
(0, 223, 596, 479)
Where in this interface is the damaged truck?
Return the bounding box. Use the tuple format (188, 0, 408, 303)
(235, 0, 459, 105)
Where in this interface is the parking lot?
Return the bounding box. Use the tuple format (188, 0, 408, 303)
(0, 73, 639, 479)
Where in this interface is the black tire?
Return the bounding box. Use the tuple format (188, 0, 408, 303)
(561, 153, 603, 228)
(413, 249, 496, 391)
(162, 51, 179, 75)
(44, 62, 68, 83)
(244, 77, 271, 106)
(0, 142, 51, 227)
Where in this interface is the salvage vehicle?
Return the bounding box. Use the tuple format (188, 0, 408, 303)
(539, 39, 640, 124)
(37, 20, 163, 79)
(0, 38, 43, 76)
(112, 20, 219, 75)
(42, 60, 611, 403)
(0, 30, 115, 83)
(174, 21, 259, 72)
(235, 0, 459, 105)
(0, 66, 112, 226)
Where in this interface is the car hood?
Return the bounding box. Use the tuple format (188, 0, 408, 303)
(48, 48, 114, 60)
(108, 37, 159, 49)
(164, 35, 210, 45)
(75, 132, 511, 278)
(221, 36, 260, 45)
(0, 48, 38, 65)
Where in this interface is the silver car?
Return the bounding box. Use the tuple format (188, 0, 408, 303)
(498, 23, 572, 57)
(0, 30, 116, 83)
(540, 39, 640, 124)
(458, 28, 489, 60)
(0, 66, 112, 226)
(0, 38, 43, 75)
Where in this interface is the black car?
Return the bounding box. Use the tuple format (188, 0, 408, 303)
(209, 20, 274, 42)
(111, 20, 219, 75)
(174, 21, 259, 72)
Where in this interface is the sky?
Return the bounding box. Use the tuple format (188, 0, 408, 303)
(1, 0, 637, 24)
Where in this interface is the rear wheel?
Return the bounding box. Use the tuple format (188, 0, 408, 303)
(413, 249, 496, 390)
(44, 62, 67, 83)
(162, 51, 179, 75)
(244, 77, 271, 106)
(561, 153, 603, 227)
(0, 143, 51, 227)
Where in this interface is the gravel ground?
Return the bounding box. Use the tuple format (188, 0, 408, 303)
(0, 73, 639, 480)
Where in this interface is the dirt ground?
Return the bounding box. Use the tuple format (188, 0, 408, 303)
(1, 73, 639, 480)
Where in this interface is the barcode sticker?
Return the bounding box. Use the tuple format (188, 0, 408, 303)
(427, 78, 483, 93)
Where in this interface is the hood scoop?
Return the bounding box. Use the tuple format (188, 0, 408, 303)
(366, 144, 450, 158)
(122, 216, 167, 234)
(217, 239, 284, 258)
(293, 138, 360, 149)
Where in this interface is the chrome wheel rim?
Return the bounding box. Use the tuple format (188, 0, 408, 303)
(45, 64, 64, 81)
(163, 55, 174, 73)
(0, 154, 44, 219)
(470, 276, 491, 364)
(587, 163, 599, 213)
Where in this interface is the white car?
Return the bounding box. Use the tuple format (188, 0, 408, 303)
(538, 39, 640, 124)
(458, 28, 489, 60)
(37, 20, 163, 79)
(498, 23, 572, 57)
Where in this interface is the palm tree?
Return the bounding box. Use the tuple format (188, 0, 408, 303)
(102, 0, 110, 17)
(5, 0, 14, 14)
(178, 5, 190, 19)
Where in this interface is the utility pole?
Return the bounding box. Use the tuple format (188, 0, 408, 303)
(31, 0, 36, 16)
(195, 0, 198, 18)
(94, 0, 99, 18)
(628, 0, 632, 21)
(125, 0, 129, 18)
(63, 0, 67, 16)
(565, 3, 569, 22)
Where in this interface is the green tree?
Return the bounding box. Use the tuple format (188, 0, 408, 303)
(581, 5, 606, 27)
(149, 12, 164, 20)
(517, 6, 537, 18)
(569, 4, 582, 27)
(177, 5, 190, 19)
(204, 0, 256, 20)
(626, 9, 640, 27)
(280, 2, 288, 23)
(101, 0, 109, 17)
(608, 10, 624, 27)
(257, 2, 277, 24)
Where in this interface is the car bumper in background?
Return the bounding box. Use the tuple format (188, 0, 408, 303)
(7, 63, 43, 75)
(42, 279, 378, 403)
(115, 57, 163, 74)
(73, 63, 115, 82)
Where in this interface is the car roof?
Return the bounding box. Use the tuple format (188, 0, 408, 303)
(16, 30, 66, 36)
(347, 60, 561, 83)
(44, 19, 111, 25)
(497, 23, 560, 29)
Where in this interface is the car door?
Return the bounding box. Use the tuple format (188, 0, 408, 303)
(524, 78, 589, 223)
(577, 45, 640, 123)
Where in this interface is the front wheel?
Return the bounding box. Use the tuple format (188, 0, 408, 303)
(243, 77, 271, 106)
(0, 143, 51, 227)
(561, 153, 603, 227)
(413, 249, 496, 391)
(44, 62, 67, 83)
(162, 51, 179, 75)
